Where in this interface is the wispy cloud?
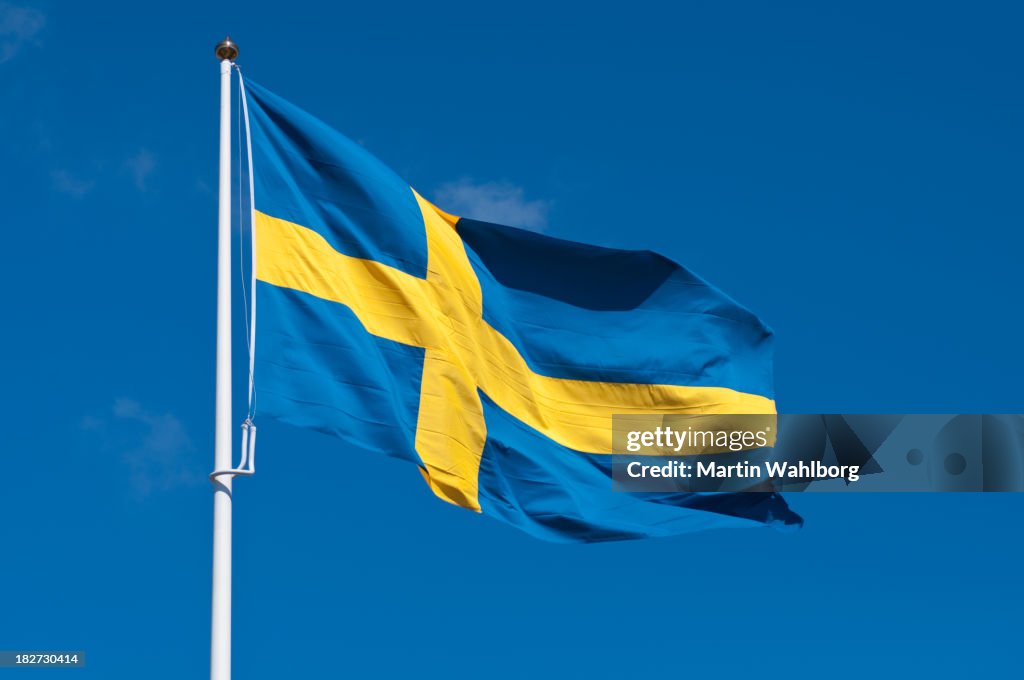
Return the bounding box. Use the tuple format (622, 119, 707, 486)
(0, 2, 45, 64)
(125, 148, 156, 191)
(83, 398, 200, 498)
(51, 169, 95, 198)
(434, 178, 550, 232)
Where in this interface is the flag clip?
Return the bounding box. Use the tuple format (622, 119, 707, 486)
(209, 419, 257, 480)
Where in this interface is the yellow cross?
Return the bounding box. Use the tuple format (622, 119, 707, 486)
(255, 191, 775, 511)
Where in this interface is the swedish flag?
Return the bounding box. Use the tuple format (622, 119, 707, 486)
(245, 81, 801, 542)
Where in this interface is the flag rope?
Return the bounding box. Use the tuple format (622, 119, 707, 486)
(236, 63, 257, 424)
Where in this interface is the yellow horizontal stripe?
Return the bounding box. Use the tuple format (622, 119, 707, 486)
(256, 212, 438, 349)
(255, 199, 775, 511)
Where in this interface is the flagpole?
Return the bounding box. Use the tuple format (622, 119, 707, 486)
(211, 36, 239, 680)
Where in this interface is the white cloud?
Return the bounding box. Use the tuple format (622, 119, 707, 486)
(51, 169, 94, 198)
(83, 398, 200, 498)
(0, 2, 45, 64)
(125, 148, 156, 191)
(434, 178, 550, 232)
(112, 397, 143, 419)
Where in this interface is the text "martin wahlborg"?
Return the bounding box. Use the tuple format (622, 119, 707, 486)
(625, 459, 861, 482)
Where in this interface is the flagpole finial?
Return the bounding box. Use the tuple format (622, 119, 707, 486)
(215, 36, 239, 61)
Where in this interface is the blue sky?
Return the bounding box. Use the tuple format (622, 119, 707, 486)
(1, 0, 1022, 677)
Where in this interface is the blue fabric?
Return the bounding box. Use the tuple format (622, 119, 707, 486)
(476, 392, 800, 542)
(246, 80, 428, 277)
(255, 282, 425, 466)
(458, 218, 775, 395)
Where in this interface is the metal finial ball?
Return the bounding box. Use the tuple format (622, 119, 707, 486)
(215, 37, 238, 61)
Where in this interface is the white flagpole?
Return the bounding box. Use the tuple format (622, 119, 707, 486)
(211, 36, 239, 680)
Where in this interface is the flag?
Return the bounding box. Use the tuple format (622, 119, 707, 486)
(244, 80, 801, 542)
